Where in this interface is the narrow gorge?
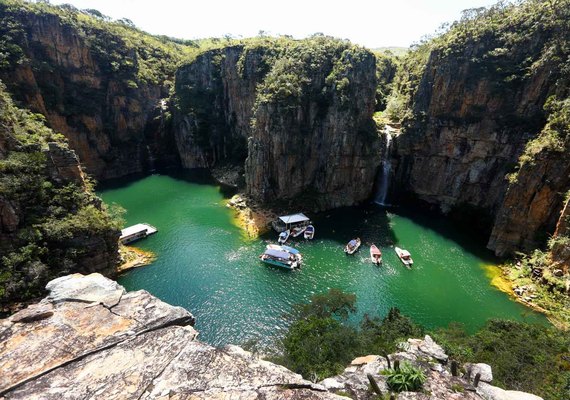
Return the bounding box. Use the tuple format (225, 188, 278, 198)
(0, 0, 569, 398)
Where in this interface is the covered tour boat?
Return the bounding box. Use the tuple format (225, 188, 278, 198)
(259, 246, 301, 270)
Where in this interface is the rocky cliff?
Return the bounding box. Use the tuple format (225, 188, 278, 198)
(0, 273, 543, 400)
(0, 82, 119, 306)
(0, 1, 182, 180)
(174, 38, 381, 210)
(391, 1, 570, 254)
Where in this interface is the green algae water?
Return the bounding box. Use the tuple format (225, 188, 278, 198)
(99, 172, 547, 347)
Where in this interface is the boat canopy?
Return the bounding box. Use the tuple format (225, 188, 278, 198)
(278, 213, 310, 225)
(279, 231, 288, 237)
(348, 239, 357, 247)
(264, 248, 291, 259)
(401, 250, 411, 257)
(280, 245, 300, 254)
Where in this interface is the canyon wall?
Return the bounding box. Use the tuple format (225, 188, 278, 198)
(174, 39, 381, 210)
(0, 3, 181, 180)
(391, 2, 570, 255)
(0, 83, 119, 305)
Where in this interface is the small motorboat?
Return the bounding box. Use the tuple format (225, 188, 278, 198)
(304, 225, 315, 240)
(344, 238, 361, 255)
(370, 244, 382, 264)
(291, 225, 307, 238)
(395, 246, 413, 268)
(278, 229, 290, 244)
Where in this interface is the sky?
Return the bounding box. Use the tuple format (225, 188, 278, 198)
(49, 0, 500, 48)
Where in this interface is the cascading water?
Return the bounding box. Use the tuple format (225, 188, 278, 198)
(375, 129, 392, 206)
(146, 145, 156, 172)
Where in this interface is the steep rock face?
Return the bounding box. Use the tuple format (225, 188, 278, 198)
(0, 273, 341, 400)
(0, 5, 178, 180)
(246, 53, 379, 209)
(488, 147, 570, 256)
(392, 2, 570, 253)
(393, 44, 551, 218)
(0, 83, 119, 305)
(174, 41, 381, 210)
(173, 46, 257, 168)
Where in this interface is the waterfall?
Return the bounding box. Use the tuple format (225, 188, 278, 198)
(146, 145, 156, 172)
(375, 129, 392, 206)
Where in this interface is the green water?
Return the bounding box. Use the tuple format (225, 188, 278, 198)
(99, 172, 547, 347)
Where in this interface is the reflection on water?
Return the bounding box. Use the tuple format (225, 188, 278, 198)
(99, 172, 547, 347)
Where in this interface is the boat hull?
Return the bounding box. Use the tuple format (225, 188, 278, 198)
(260, 257, 297, 270)
(304, 225, 315, 240)
(395, 247, 413, 268)
(370, 245, 382, 264)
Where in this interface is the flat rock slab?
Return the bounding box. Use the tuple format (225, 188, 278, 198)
(45, 273, 125, 307)
(0, 274, 341, 400)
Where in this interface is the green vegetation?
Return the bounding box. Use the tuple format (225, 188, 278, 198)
(500, 231, 570, 329)
(433, 319, 570, 400)
(240, 35, 374, 112)
(276, 289, 569, 399)
(382, 361, 426, 392)
(0, 0, 198, 85)
(0, 82, 121, 305)
(274, 288, 424, 381)
(385, 0, 570, 125)
(515, 97, 570, 172)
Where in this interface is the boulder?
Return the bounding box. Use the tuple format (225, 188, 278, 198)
(477, 382, 544, 400)
(465, 363, 493, 383)
(45, 273, 126, 307)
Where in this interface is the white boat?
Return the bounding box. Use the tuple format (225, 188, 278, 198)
(370, 244, 382, 264)
(259, 247, 299, 270)
(291, 225, 307, 238)
(278, 229, 290, 244)
(344, 238, 361, 255)
(272, 213, 311, 233)
(304, 225, 315, 240)
(395, 246, 413, 268)
(266, 244, 303, 265)
(119, 223, 158, 244)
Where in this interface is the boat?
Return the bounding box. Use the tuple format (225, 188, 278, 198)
(272, 213, 311, 233)
(259, 247, 300, 270)
(291, 225, 307, 238)
(266, 244, 303, 265)
(119, 223, 158, 244)
(395, 246, 413, 268)
(278, 230, 290, 244)
(304, 225, 315, 240)
(344, 238, 361, 255)
(370, 244, 382, 264)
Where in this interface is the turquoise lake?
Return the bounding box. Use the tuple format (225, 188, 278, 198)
(99, 172, 547, 347)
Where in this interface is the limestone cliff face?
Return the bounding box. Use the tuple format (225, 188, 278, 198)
(0, 83, 119, 305)
(393, 45, 551, 217)
(174, 41, 381, 210)
(488, 146, 570, 256)
(391, 5, 570, 254)
(0, 5, 179, 180)
(173, 46, 257, 169)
